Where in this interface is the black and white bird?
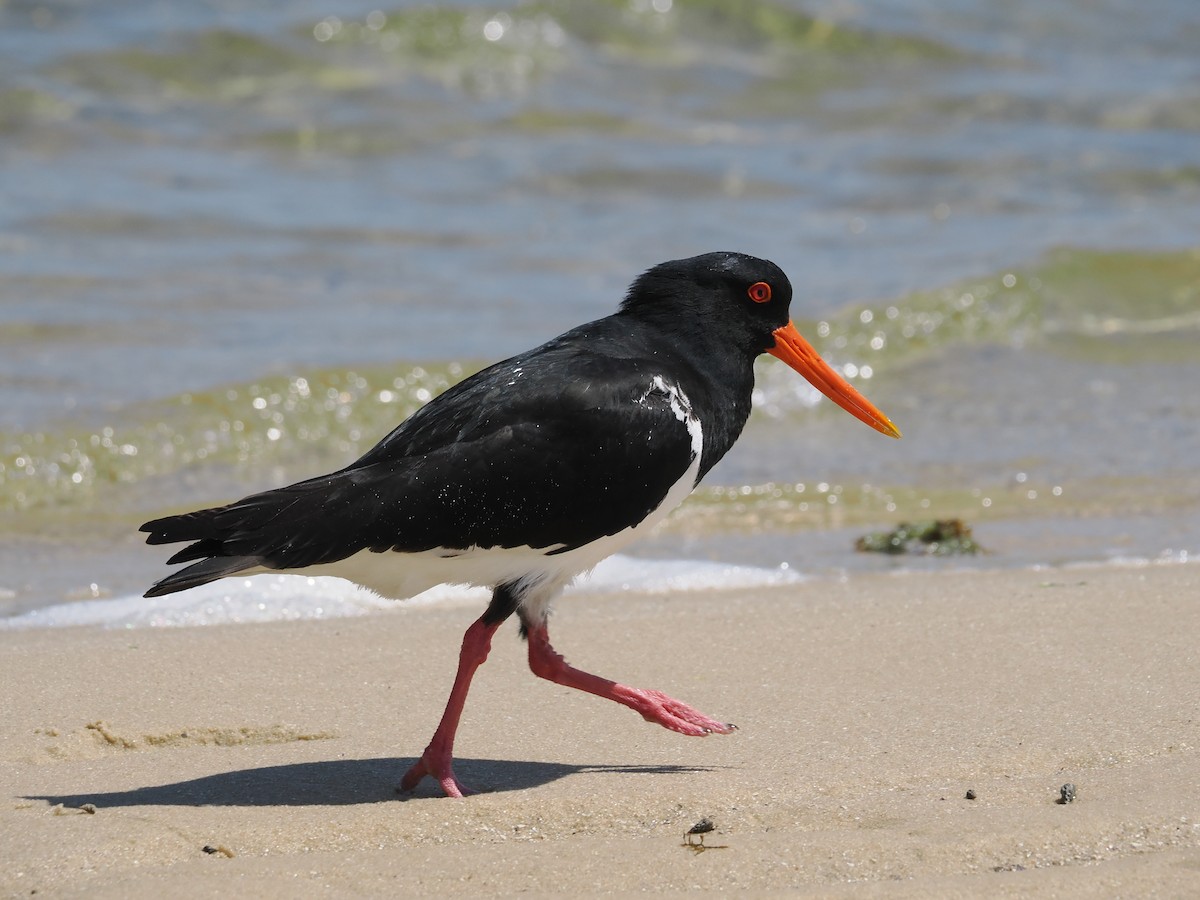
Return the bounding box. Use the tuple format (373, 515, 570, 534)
(141, 251, 900, 797)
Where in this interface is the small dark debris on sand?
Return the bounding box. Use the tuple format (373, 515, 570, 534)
(856, 519, 983, 556)
(684, 817, 715, 845)
(1058, 783, 1077, 804)
(965, 789, 977, 800)
(683, 817, 730, 852)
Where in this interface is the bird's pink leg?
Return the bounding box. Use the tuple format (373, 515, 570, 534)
(525, 622, 736, 736)
(400, 614, 502, 797)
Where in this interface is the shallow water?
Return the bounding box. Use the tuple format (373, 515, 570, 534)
(2, 0, 1198, 620)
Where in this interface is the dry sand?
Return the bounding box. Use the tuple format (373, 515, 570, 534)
(2, 562, 1199, 897)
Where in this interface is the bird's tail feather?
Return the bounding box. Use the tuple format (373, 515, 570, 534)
(140, 471, 381, 597)
(143, 555, 261, 598)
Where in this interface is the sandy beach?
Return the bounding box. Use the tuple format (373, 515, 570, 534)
(2, 562, 1198, 897)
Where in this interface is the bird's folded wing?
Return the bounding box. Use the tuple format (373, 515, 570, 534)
(142, 368, 699, 571)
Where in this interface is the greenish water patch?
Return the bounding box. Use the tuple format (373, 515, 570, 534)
(316, 0, 962, 70)
(1098, 93, 1200, 132)
(1034, 247, 1200, 324)
(37, 2, 971, 158)
(0, 362, 470, 516)
(799, 245, 1200, 379)
(834, 86, 1200, 134)
(251, 121, 441, 157)
(0, 321, 96, 345)
(0, 86, 77, 133)
(663, 0, 962, 60)
(308, 0, 966, 113)
(0, 86, 84, 155)
(307, 4, 571, 100)
(672, 471, 1200, 539)
(503, 108, 651, 135)
(531, 164, 797, 199)
(52, 28, 374, 105)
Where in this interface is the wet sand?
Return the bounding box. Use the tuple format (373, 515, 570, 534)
(2, 562, 1198, 897)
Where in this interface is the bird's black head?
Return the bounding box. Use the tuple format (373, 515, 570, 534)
(619, 251, 902, 439)
(619, 251, 793, 357)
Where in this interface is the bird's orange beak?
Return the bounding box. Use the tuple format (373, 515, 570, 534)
(768, 321, 901, 438)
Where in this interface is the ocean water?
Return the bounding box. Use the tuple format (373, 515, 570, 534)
(2, 0, 1198, 625)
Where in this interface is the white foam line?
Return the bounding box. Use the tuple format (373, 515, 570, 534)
(0, 555, 803, 631)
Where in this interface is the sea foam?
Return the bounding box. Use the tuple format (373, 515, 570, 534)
(1, 555, 801, 631)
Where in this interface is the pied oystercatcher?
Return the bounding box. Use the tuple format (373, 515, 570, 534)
(142, 251, 900, 797)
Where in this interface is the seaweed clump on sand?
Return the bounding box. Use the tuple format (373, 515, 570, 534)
(855, 519, 982, 556)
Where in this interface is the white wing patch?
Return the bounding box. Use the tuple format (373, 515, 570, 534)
(641, 375, 703, 466)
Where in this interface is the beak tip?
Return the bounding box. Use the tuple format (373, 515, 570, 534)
(770, 322, 903, 440)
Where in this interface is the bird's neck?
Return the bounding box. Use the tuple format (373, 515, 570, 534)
(657, 336, 757, 480)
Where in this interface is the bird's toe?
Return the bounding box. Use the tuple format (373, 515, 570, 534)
(399, 750, 477, 798)
(623, 687, 736, 737)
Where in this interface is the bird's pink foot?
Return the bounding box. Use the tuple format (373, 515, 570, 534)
(610, 685, 738, 736)
(398, 614, 502, 798)
(524, 622, 736, 737)
(398, 747, 476, 798)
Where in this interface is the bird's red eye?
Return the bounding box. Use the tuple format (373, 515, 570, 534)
(748, 282, 772, 303)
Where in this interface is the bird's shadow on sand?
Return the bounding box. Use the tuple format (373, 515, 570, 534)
(28, 757, 723, 808)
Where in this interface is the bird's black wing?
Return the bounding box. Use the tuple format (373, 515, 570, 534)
(141, 344, 700, 591)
